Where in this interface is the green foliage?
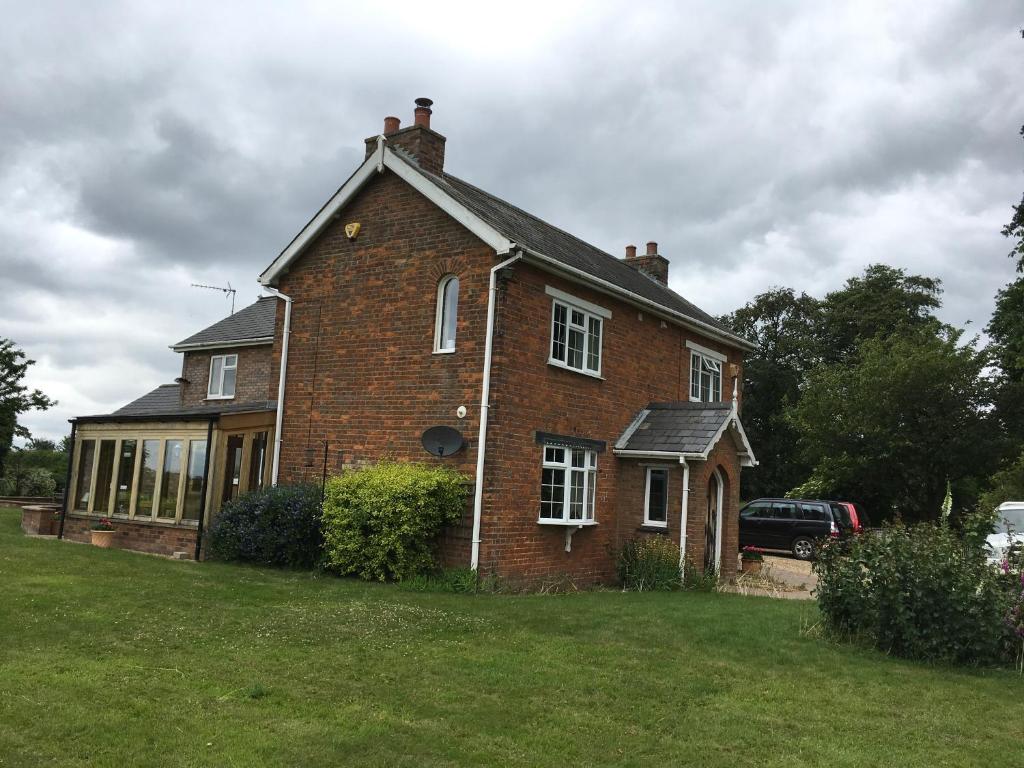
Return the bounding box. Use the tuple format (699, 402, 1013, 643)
(0, 466, 58, 497)
(681, 557, 719, 591)
(815, 524, 1015, 666)
(788, 330, 991, 522)
(0, 441, 69, 496)
(321, 462, 468, 581)
(986, 277, 1024, 448)
(0, 339, 55, 475)
(207, 484, 323, 569)
(399, 567, 500, 594)
(617, 537, 682, 591)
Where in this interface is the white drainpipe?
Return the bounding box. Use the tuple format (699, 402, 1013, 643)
(679, 457, 690, 571)
(262, 286, 293, 486)
(471, 251, 522, 571)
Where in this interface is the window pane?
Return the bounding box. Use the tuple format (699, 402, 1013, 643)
(571, 309, 585, 327)
(222, 434, 244, 503)
(587, 317, 601, 371)
(73, 440, 96, 510)
(225, 355, 237, 368)
(540, 467, 565, 519)
(772, 502, 797, 520)
(209, 357, 223, 396)
(181, 440, 207, 521)
(440, 277, 459, 350)
(544, 446, 564, 464)
(92, 440, 117, 514)
(158, 440, 183, 519)
(248, 431, 268, 491)
(222, 366, 237, 397)
(569, 470, 585, 519)
(690, 353, 701, 399)
(586, 469, 596, 520)
(568, 328, 584, 369)
(136, 440, 160, 518)
(571, 449, 585, 468)
(551, 304, 567, 361)
(114, 440, 137, 516)
(647, 469, 668, 523)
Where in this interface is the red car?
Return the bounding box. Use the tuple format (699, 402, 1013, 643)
(828, 501, 870, 533)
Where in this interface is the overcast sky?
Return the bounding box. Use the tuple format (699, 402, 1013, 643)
(2, 0, 1021, 442)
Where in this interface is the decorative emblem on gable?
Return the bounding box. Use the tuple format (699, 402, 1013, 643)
(344, 222, 361, 240)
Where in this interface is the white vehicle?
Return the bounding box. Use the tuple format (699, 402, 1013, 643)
(986, 501, 1024, 566)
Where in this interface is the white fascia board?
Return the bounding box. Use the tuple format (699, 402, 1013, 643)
(696, 413, 758, 466)
(544, 285, 612, 319)
(613, 449, 687, 459)
(614, 409, 649, 450)
(170, 337, 274, 352)
(259, 145, 514, 287)
(686, 340, 727, 362)
(382, 151, 513, 253)
(521, 248, 755, 352)
(260, 147, 383, 286)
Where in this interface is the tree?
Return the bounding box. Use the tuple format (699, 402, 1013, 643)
(819, 264, 947, 363)
(0, 339, 55, 475)
(986, 278, 1024, 444)
(724, 288, 822, 499)
(788, 330, 992, 523)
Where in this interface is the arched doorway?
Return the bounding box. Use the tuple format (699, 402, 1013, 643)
(704, 469, 724, 573)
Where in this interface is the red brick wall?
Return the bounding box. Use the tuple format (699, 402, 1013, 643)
(63, 514, 198, 558)
(179, 346, 272, 407)
(268, 168, 747, 585)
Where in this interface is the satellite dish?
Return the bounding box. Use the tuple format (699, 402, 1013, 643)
(421, 426, 464, 458)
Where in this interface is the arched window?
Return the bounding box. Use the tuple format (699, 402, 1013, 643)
(434, 275, 459, 352)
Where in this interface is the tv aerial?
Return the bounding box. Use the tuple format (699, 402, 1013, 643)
(191, 281, 237, 314)
(421, 426, 465, 458)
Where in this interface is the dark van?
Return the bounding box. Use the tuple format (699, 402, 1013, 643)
(738, 498, 846, 560)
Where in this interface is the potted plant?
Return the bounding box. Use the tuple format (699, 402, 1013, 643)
(741, 546, 764, 574)
(90, 518, 116, 548)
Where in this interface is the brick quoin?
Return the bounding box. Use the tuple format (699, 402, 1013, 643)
(267, 107, 752, 588)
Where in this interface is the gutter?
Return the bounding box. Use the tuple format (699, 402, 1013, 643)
(517, 247, 755, 352)
(170, 337, 273, 353)
(471, 251, 523, 571)
(261, 287, 293, 485)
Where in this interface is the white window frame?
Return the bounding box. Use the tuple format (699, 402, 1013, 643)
(548, 299, 605, 377)
(643, 466, 670, 528)
(687, 342, 725, 403)
(538, 444, 598, 525)
(433, 275, 459, 354)
(207, 354, 238, 399)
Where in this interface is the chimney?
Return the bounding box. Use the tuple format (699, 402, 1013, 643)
(623, 241, 670, 285)
(364, 97, 446, 175)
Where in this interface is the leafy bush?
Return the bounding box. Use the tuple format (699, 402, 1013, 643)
(321, 462, 468, 581)
(815, 523, 1015, 665)
(207, 484, 323, 569)
(617, 537, 681, 591)
(0, 467, 57, 497)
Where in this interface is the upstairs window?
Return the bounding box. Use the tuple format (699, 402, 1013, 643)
(434, 276, 459, 353)
(208, 354, 237, 398)
(549, 300, 603, 376)
(688, 342, 724, 402)
(539, 445, 597, 524)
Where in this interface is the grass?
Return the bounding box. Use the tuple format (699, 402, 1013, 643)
(1, 507, 1021, 767)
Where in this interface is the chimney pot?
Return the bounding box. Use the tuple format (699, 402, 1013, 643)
(414, 97, 433, 128)
(383, 116, 400, 134)
(625, 244, 637, 259)
(646, 241, 658, 256)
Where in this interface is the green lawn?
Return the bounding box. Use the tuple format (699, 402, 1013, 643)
(1, 507, 1020, 767)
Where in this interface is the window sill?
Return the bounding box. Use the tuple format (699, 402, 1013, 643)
(537, 519, 598, 527)
(638, 524, 669, 533)
(68, 511, 198, 528)
(205, 395, 236, 401)
(432, 348, 456, 356)
(546, 360, 604, 381)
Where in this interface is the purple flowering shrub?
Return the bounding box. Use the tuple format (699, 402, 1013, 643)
(207, 484, 323, 569)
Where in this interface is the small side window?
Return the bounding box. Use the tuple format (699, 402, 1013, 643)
(644, 468, 669, 526)
(208, 354, 238, 398)
(434, 276, 459, 353)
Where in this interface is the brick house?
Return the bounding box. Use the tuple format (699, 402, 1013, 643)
(62, 299, 277, 557)
(257, 99, 756, 584)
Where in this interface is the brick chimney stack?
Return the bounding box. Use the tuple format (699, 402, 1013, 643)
(365, 97, 446, 175)
(622, 241, 670, 285)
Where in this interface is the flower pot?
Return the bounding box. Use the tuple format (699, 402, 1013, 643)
(741, 559, 762, 575)
(91, 530, 116, 548)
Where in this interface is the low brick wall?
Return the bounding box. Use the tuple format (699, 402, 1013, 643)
(21, 505, 61, 536)
(63, 514, 199, 558)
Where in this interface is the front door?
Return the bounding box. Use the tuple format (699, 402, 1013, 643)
(704, 472, 720, 572)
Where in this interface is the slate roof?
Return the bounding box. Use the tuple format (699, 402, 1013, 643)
(393, 150, 746, 343)
(615, 402, 736, 455)
(172, 297, 277, 350)
(75, 384, 275, 423)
